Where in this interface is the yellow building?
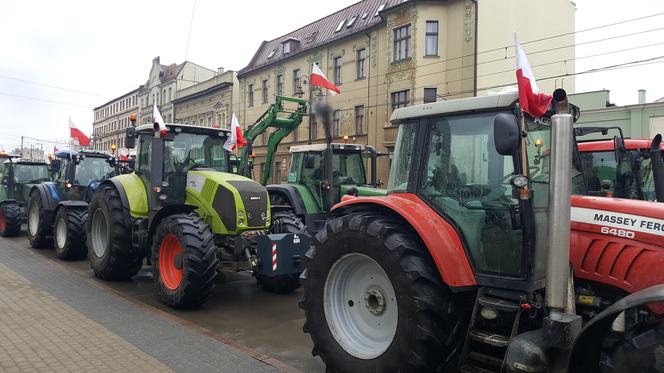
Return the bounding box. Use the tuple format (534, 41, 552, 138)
(237, 0, 576, 183)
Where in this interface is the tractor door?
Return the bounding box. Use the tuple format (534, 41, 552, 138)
(135, 134, 153, 206)
(0, 163, 10, 200)
(54, 157, 75, 200)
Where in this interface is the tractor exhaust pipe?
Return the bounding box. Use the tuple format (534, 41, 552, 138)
(546, 111, 573, 318)
(553, 88, 569, 115)
(650, 134, 664, 202)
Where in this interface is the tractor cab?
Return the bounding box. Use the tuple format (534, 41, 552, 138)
(287, 143, 384, 212)
(50, 150, 117, 202)
(575, 127, 664, 201)
(1, 156, 50, 202)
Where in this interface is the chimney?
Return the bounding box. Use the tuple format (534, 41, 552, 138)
(638, 89, 646, 104)
(217, 67, 225, 74)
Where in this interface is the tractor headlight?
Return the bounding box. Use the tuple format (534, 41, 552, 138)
(158, 194, 168, 201)
(238, 210, 245, 218)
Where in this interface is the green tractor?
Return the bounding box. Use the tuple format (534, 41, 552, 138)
(0, 154, 50, 237)
(86, 121, 309, 308)
(27, 150, 119, 259)
(240, 96, 386, 233)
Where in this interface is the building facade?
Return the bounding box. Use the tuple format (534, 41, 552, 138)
(571, 90, 664, 140)
(92, 88, 139, 155)
(173, 69, 239, 129)
(236, 0, 576, 184)
(137, 57, 217, 125)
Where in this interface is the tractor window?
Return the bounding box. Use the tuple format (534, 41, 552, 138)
(288, 153, 302, 183)
(419, 112, 523, 277)
(75, 156, 115, 186)
(388, 122, 417, 192)
(332, 152, 366, 185)
(137, 135, 152, 179)
(164, 132, 229, 173)
(54, 158, 70, 182)
(14, 164, 49, 183)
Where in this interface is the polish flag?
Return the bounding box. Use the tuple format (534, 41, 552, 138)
(223, 113, 247, 152)
(310, 63, 340, 96)
(69, 118, 90, 146)
(153, 104, 167, 136)
(53, 146, 59, 153)
(514, 33, 552, 117)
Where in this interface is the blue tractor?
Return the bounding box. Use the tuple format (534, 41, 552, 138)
(27, 150, 119, 259)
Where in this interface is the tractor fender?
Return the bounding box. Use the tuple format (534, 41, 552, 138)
(0, 199, 18, 206)
(54, 200, 88, 216)
(97, 179, 133, 231)
(147, 204, 198, 249)
(265, 184, 308, 216)
(29, 183, 59, 212)
(567, 284, 664, 373)
(332, 193, 477, 288)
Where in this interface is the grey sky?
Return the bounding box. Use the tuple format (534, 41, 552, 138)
(1, 0, 663, 151)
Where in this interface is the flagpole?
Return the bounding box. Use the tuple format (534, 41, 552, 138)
(519, 109, 528, 184)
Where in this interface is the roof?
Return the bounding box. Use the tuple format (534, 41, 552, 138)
(289, 143, 367, 153)
(238, 0, 404, 77)
(55, 150, 111, 159)
(160, 62, 185, 81)
(390, 93, 520, 124)
(578, 139, 664, 152)
(135, 123, 230, 135)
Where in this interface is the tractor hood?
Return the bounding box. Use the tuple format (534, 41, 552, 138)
(185, 170, 270, 235)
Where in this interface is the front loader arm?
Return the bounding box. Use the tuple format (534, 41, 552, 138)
(239, 96, 308, 185)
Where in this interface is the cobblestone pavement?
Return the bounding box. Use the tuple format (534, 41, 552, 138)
(0, 235, 290, 373)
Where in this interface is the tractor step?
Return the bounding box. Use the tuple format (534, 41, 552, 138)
(459, 363, 498, 373)
(469, 329, 510, 347)
(478, 295, 520, 312)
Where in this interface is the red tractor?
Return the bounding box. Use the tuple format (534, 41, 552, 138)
(300, 90, 664, 372)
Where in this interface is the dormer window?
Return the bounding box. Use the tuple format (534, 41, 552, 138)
(282, 38, 300, 55)
(346, 16, 357, 28)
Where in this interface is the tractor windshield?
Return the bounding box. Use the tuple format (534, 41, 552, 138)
(14, 164, 49, 183)
(164, 132, 229, 173)
(75, 156, 115, 186)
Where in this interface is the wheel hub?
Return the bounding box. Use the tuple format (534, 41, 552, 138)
(91, 208, 109, 258)
(364, 288, 386, 315)
(28, 203, 39, 235)
(56, 217, 67, 249)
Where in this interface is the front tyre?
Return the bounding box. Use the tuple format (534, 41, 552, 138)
(27, 191, 50, 248)
(300, 212, 463, 373)
(257, 210, 306, 294)
(87, 184, 142, 280)
(601, 319, 664, 372)
(0, 202, 21, 237)
(54, 208, 87, 260)
(152, 213, 218, 309)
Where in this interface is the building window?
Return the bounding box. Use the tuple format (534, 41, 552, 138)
(309, 115, 318, 140)
(354, 105, 365, 135)
(424, 87, 437, 103)
(333, 110, 341, 137)
(262, 79, 268, 104)
(248, 84, 254, 107)
(276, 74, 284, 96)
(293, 69, 301, 94)
(391, 90, 410, 112)
(168, 87, 172, 102)
(393, 24, 411, 62)
(356, 48, 366, 79)
(425, 21, 439, 56)
(208, 117, 212, 127)
(333, 57, 342, 85)
(283, 42, 291, 54)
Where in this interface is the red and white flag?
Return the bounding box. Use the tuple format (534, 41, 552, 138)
(310, 63, 340, 96)
(69, 118, 90, 146)
(514, 33, 552, 117)
(223, 113, 247, 152)
(53, 146, 59, 153)
(153, 104, 167, 136)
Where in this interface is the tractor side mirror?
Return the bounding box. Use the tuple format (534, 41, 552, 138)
(125, 128, 136, 149)
(494, 113, 520, 156)
(50, 159, 61, 173)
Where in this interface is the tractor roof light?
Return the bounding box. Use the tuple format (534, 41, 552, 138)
(152, 186, 161, 193)
(129, 114, 137, 122)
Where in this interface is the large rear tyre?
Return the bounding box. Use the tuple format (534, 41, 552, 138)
(0, 202, 21, 237)
(87, 184, 142, 280)
(300, 212, 463, 373)
(258, 210, 306, 294)
(54, 208, 88, 260)
(152, 213, 218, 309)
(27, 192, 50, 248)
(601, 319, 664, 372)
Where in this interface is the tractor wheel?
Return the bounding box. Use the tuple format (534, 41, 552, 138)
(0, 202, 21, 237)
(601, 319, 664, 372)
(257, 210, 306, 294)
(53, 208, 88, 260)
(87, 184, 142, 280)
(300, 212, 463, 373)
(152, 213, 218, 309)
(27, 191, 50, 248)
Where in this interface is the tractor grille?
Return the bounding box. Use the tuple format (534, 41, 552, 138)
(213, 185, 237, 232)
(228, 180, 269, 228)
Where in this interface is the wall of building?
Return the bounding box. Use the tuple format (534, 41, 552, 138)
(173, 70, 238, 128)
(92, 90, 139, 155)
